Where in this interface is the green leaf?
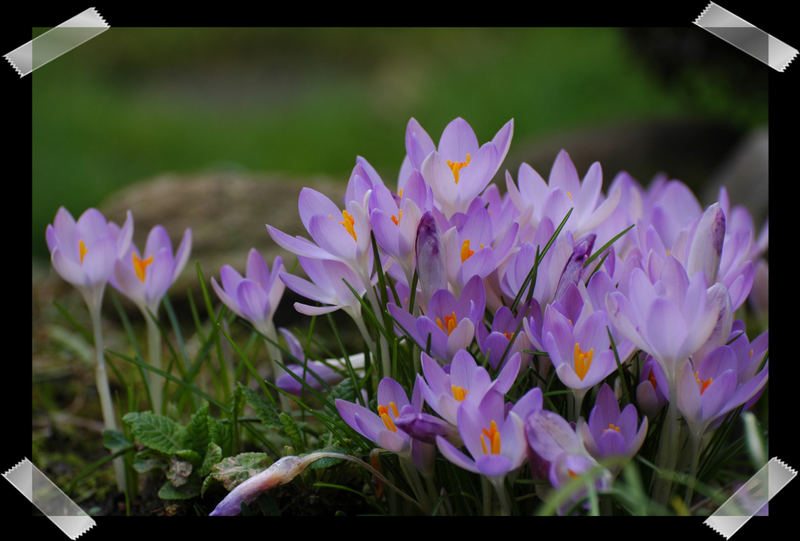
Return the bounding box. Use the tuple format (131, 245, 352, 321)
(175, 449, 203, 468)
(182, 403, 210, 454)
(200, 473, 218, 498)
(240, 385, 282, 429)
(210, 452, 272, 491)
(279, 412, 304, 451)
(158, 479, 200, 500)
(103, 429, 132, 454)
(208, 416, 232, 454)
(200, 442, 223, 478)
(123, 411, 185, 455)
(133, 449, 166, 473)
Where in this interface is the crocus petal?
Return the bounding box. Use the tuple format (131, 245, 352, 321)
(236, 280, 270, 325)
(525, 409, 581, 462)
(436, 436, 480, 474)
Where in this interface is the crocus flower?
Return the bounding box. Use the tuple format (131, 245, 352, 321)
(335, 377, 414, 457)
(46, 207, 133, 311)
(436, 387, 541, 479)
(476, 305, 532, 370)
(111, 225, 192, 314)
(605, 256, 722, 390)
(418, 117, 514, 217)
(635, 356, 669, 418)
(541, 304, 617, 407)
(211, 249, 284, 335)
(441, 199, 518, 292)
(677, 344, 768, 438)
(505, 151, 621, 239)
(369, 182, 424, 287)
(274, 327, 345, 395)
(280, 256, 366, 319)
(578, 384, 647, 470)
(414, 211, 448, 308)
(525, 408, 612, 514)
(387, 275, 485, 363)
(418, 349, 521, 427)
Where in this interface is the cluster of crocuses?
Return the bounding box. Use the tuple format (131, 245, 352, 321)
(207, 116, 767, 514)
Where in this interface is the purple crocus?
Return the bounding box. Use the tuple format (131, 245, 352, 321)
(336, 377, 413, 457)
(46, 207, 133, 311)
(605, 256, 723, 391)
(387, 275, 485, 363)
(676, 344, 768, 438)
(578, 384, 647, 470)
(476, 305, 532, 370)
(525, 408, 612, 514)
(436, 387, 541, 480)
(418, 117, 514, 218)
(274, 327, 345, 395)
(111, 225, 192, 314)
(541, 304, 617, 408)
(418, 349, 521, 427)
(211, 249, 285, 335)
(280, 256, 366, 319)
(636, 356, 669, 418)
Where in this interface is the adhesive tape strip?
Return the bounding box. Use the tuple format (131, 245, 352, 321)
(4, 7, 109, 77)
(694, 2, 797, 72)
(704, 457, 797, 539)
(3, 458, 96, 539)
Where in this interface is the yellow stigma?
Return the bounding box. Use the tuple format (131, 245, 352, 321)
(339, 210, 357, 242)
(436, 311, 458, 336)
(480, 420, 501, 455)
(666, 249, 671, 256)
(694, 371, 713, 395)
(79, 240, 88, 264)
(461, 239, 475, 262)
(397, 188, 404, 198)
(602, 423, 622, 435)
(377, 402, 400, 432)
(573, 342, 594, 381)
(503, 331, 515, 341)
(446, 154, 471, 184)
(568, 469, 579, 479)
(391, 208, 403, 226)
(451, 384, 469, 402)
(132, 252, 154, 283)
(566, 191, 573, 200)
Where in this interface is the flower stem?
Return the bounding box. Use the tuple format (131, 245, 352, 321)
(653, 386, 679, 505)
(145, 309, 163, 414)
(262, 322, 291, 411)
(90, 302, 127, 493)
(491, 477, 511, 516)
(684, 431, 702, 508)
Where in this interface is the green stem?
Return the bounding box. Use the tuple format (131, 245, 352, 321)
(481, 476, 492, 515)
(89, 302, 127, 493)
(364, 280, 391, 379)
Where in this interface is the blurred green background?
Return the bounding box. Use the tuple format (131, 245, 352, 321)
(32, 27, 767, 260)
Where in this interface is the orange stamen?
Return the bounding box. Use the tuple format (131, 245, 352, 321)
(647, 369, 659, 391)
(480, 420, 501, 455)
(573, 343, 594, 381)
(446, 154, 471, 184)
(132, 252, 154, 283)
(602, 423, 621, 435)
(461, 239, 475, 262)
(377, 403, 399, 432)
(79, 240, 88, 264)
(694, 371, 713, 394)
(436, 311, 458, 335)
(339, 210, 357, 242)
(391, 208, 403, 226)
(451, 385, 469, 402)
